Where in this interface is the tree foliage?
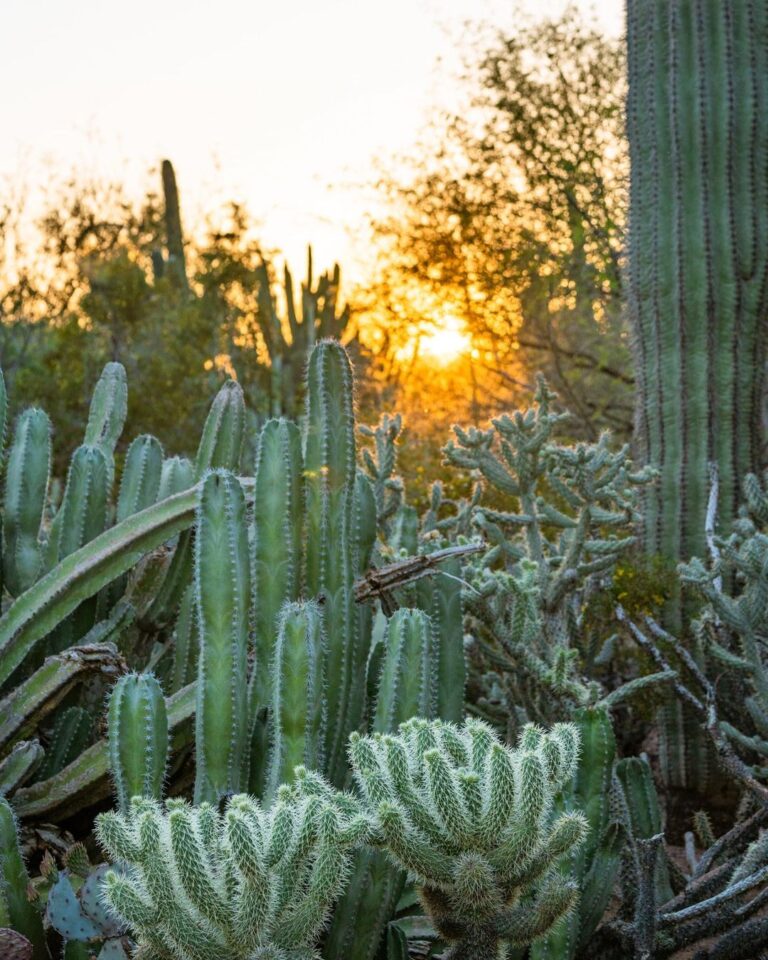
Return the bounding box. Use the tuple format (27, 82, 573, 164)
(360, 7, 631, 440)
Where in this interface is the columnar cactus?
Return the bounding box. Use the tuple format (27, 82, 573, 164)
(324, 609, 439, 960)
(249, 418, 304, 794)
(107, 672, 169, 811)
(116, 435, 163, 522)
(349, 718, 587, 959)
(626, 0, 768, 794)
(160, 159, 189, 291)
(96, 791, 369, 960)
(266, 601, 326, 799)
(304, 340, 358, 786)
(532, 707, 625, 959)
(0, 798, 47, 959)
(626, 0, 768, 579)
(256, 249, 351, 418)
(194, 470, 250, 803)
(143, 376, 245, 630)
(2, 409, 51, 597)
(82, 361, 128, 467)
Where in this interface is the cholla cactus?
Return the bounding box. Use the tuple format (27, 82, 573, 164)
(680, 471, 768, 764)
(349, 718, 587, 959)
(96, 791, 369, 960)
(446, 377, 653, 730)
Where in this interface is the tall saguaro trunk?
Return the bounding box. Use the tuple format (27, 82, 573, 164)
(626, 0, 768, 786)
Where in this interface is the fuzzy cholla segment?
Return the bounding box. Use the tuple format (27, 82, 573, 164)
(349, 718, 587, 959)
(95, 790, 368, 960)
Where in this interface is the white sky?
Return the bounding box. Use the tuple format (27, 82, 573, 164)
(1, 0, 623, 279)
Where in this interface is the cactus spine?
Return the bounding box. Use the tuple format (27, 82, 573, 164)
(107, 672, 169, 810)
(2, 409, 51, 597)
(194, 470, 250, 803)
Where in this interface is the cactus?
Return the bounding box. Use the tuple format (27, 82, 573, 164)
(0, 929, 33, 960)
(531, 707, 625, 959)
(2, 409, 51, 597)
(194, 470, 250, 803)
(107, 673, 169, 811)
(142, 377, 245, 630)
(256, 249, 351, 417)
(680, 471, 768, 771)
(305, 340, 359, 786)
(35, 707, 92, 781)
(266, 601, 326, 800)
(324, 608, 441, 960)
(170, 584, 197, 693)
(116, 435, 163, 521)
(249, 419, 304, 794)
(45, 863, 128, 958)
(158, 455, 194, 500)
(446, 377, 652, 733)
(83, 361, 127, 467)
(0, 797, 47, 959)
(47, 443, 110, 654)
(349, 718, 586, 959)
(96, 791, 368, 960)
(12, 681, 196, 821)
(625, 0, 768, 786)
(160, 159, 188, 291)
(0, 740, 44, 794)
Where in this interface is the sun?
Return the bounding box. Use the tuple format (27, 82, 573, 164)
(417, 315, 472, 364)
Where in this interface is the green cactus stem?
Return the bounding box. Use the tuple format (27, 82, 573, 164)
(107, 672, 169, 810)
(2, 408, 51, 597)
(266, 600, 326, 799)
(194, 470, 250, 803)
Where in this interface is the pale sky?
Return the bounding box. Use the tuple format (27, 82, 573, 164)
(1, 0, 623, 279)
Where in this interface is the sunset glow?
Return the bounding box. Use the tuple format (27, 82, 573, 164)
(418, 315, 473, 363)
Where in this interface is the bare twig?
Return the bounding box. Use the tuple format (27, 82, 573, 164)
(353, 544, 484, 604)
(706, 462, 723, 592)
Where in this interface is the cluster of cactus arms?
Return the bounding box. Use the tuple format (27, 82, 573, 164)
(344, 717, 586, 960)
(96, 792, 368, 960)
(676, 471, 768, 771)
(0, 337, 469, 959)
(255, 247, 352, 418)
(0, 355, 244, 821)
(626, 0, 768, 790)
(441, 376, 664, 731)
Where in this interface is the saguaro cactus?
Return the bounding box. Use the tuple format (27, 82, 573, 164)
(626, 1, 768, 586)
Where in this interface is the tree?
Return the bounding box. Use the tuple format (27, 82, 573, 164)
(359, 6, 631, 440)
